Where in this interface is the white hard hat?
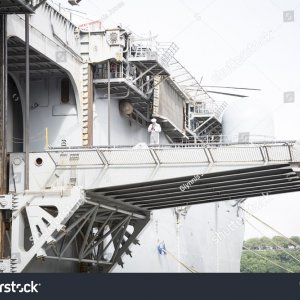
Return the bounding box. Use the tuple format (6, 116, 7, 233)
(151, 118, 157, 123)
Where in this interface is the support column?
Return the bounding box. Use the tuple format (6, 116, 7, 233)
(107, 60, 111, 146)
(24, 14, 30, 190)
(0, 15, 7, 258)
(87, 64, 93, 146)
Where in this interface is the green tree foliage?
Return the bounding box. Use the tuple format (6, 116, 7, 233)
(272, 236, 289, 249)
(241, 236, 300, 273)
(290, 236, 300, 247)
(244, 238, 261, 250)
(259, 237, 272, 249)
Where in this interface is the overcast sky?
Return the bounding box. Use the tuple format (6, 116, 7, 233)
(53, 0, 300, 239)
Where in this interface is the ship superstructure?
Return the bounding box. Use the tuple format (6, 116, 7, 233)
(0, 1, 299, 273)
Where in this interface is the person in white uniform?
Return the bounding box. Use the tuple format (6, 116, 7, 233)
(148, 118, 161, 145)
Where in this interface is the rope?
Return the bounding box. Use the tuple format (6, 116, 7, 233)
(240, 206, 300, 248)
(242, 245, 294, 273)
(162, 249, 198, 273)
(245, 218, 300, 266)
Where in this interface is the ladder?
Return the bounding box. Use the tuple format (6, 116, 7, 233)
(81, 63, 90, 146)
(80, 34, 92, 146)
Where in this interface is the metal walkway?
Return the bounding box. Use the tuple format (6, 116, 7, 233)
(6, 141, 300, 273)
(46, 141, 300, 168)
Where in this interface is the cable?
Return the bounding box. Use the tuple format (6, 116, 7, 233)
(245, 218, 300, 266)
(162, 249, 198, 273)
(240, 206, 300, 248)
(242, 245, 294, 273)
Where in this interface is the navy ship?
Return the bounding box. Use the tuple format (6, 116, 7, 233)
(0, 0, 299, 273)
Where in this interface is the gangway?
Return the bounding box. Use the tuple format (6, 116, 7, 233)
(5, 140, 300, 273)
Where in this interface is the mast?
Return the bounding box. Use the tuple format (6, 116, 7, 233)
(0, 14, 7, 258)
(24, 14, 30, 190)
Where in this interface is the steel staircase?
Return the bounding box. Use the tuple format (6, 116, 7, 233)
(159, 42, 179, 66)
(166, 57, 228, 143)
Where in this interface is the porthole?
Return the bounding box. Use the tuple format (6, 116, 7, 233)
(35, 157, 43, 166)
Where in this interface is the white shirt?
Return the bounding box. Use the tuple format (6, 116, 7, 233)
(148, 123, 161, 133)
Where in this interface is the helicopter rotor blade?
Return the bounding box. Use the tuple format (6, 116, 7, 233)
(206, 90, 248, 98)
(202, 85, 261, 91)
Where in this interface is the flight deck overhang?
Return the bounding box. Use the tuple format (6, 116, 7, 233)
(7, 36, 67, 77)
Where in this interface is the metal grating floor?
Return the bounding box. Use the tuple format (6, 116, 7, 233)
(86, 164, 300, 210)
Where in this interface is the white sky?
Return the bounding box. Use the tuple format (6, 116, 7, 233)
(54, 0, 300, 239)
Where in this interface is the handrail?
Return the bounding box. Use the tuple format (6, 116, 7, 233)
(46, 140, 297, 151)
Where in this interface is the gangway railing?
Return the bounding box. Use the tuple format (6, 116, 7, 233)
(45, 141, 300, 168)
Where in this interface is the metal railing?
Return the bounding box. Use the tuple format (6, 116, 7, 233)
(45, 141, 299, 167)
(194, 134, 278, 144)
(129, 39, 178, 68)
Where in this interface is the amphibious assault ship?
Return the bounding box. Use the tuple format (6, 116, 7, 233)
(0, 1, 299, 273)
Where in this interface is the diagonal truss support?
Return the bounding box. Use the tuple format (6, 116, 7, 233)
(10, 187, 85, 272)
(9, 186, 150, 273)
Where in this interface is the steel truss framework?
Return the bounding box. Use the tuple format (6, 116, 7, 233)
(5, 187, 150, 273)
(92, 31, 228, 143)
(44, 194, 150, 273)
(1, 140, 300, 273)
(93, 48, 171, 120)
